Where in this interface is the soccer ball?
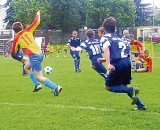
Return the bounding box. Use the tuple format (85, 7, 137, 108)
(44, 66, 53, 74)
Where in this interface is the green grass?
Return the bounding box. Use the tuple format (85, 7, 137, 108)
(0, 44, 160, 130)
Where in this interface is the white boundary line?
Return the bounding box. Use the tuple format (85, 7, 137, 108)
(0, 102, 160, 116)
(0, 102, 114, 112)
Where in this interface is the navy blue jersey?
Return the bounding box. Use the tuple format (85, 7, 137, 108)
(121, 35, 131, 56)
(121, 35, 131, 47)
(68, 37, 81, 48)
(77, 38, 102, 59)
(101, 33, 130, 63)
(76, 38, 107, 76)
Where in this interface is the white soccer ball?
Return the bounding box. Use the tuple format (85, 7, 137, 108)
(44, 66, 53, 74)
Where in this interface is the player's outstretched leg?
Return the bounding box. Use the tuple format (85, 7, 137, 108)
(109, 86, 140, 105)
(54, 85, 62, 96)
(127, 90, 146, 111)
(43, 79, 62, 96)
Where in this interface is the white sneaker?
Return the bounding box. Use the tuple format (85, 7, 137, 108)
(133, 106, 147, 111)
(54, 85, 62, 96)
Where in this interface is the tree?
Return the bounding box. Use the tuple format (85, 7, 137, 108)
(4, 0, 51, 29)
(86, 0, 135, 28)
(134, 0, 152, 26)
(49, 0, 86, 32)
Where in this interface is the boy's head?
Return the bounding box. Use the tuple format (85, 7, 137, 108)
(123, 29, 129, 36)
(102, 17, 116, 33)
(98, 27, 105, 38)
(143, 50, 149, 57)
(85, 29, 95, 38)
(12, 22, 23, 33)
(72, 31, 78, 38)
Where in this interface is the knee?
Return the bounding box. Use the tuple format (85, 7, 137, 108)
(24, 63, 30, 70)
(105, 86, 110, 91)
(92, 65, 96, 70)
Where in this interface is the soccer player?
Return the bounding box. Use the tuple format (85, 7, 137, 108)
(63, 44, 68, 57)
(46, 43, 51, 56)
(56, 45, 60, 57)
(130, 34, 143, 57)
(130, 34, 143, 68)
(134, 50, 152, 72)
(100, 17, 146, 110)
(68, 31, 81, 72)
(11, 10, 62, 96)
(98, 27, 106, 39)
(42, 43, 47, 57)
(121, 29, 131, 57)
(71, 29, 108, 79)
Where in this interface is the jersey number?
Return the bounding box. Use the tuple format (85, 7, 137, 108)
(90, 44, 101, 55)
(118, 42, 128, 58)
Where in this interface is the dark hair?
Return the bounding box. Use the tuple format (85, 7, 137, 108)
(144, 50, 149, 54)
(85, 29, 95, 38)
(12, 22, 23, 33)
(102, 17, 116, 33)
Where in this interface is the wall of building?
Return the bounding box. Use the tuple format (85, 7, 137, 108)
(0, 5, 7, 30)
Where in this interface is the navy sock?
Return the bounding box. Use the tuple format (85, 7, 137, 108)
(77, 60, 80, 70)
(127, 92, 145, 108)
(74, 60, 78, 71)
(109, 86, 133, 93)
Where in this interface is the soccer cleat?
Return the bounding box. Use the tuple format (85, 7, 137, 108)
(131, 87, 139, 105)
(133, 105, 147, 111)
(75, 69, 81, 73)
(33, 84, 42, 92)
(22, 73, 28, 76)
(54, 85, 62, 96)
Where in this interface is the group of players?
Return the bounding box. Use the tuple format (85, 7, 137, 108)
(10, 10, 147, 110)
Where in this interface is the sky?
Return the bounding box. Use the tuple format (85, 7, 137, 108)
(0, 0, 160, 7)
(0, 0, 6, 5)
(142, 0, 160, 8)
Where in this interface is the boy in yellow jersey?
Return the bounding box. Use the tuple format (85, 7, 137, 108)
(46, 43, 51, 55)
(135, 50, 152, 72)
(11, 11, 62, 96)
(63, 44, 68, 57)
(50, 45, 54, 55)
(56, 45, 60, 57)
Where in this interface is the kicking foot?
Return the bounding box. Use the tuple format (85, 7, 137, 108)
(131, 87, 139, 105)
(54, 85, 62, 96)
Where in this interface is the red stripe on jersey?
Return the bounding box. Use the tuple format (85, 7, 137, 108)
(25, 15, 39, 32)
(11, 31, 24, 53)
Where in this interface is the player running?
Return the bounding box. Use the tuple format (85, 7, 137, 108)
(71, 29, 108, 78)
(99, 17, 146, 110)
(11, 10, 62, 96)
(68, 31, 81, 72)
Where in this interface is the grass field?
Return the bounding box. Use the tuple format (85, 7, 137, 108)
(0, 43, 160, 130)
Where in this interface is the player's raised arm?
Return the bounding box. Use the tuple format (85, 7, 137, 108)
(37, 10, 40, 16)
(26, 10, 41, 33)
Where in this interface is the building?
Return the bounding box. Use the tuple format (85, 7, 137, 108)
(0, 5, 7, 29)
